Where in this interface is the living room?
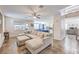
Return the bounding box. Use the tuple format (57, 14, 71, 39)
(1, 5, 79, 54)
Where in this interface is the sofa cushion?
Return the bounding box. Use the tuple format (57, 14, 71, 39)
(18, 33, 25, 36)
(36, 32, 44, 38)
(43, 32, 49, 37)
(25, 38, 43, 50)
(17, 35, 30, 41)
(26, 34, 37, 38)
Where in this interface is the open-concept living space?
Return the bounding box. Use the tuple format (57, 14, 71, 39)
(0, 5, 79, 54)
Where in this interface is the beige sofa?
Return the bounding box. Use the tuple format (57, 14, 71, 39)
(24, 31, 52, 54)
(25, 31, 50, 39)
(25, 37, 52, 54)
(16, 30, 52, 53)
(16, 35, 30, 47)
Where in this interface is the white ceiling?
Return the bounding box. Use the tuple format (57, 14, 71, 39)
(0, 5, 69, 19)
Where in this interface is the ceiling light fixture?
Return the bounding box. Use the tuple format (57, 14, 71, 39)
(33, 16, 36, 19)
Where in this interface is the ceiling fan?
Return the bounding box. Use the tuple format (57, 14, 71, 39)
(32, 11, 41, 19)
(25, 5, 45, 19)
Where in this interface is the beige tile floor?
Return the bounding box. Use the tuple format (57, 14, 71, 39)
(0, 35, 79, 54)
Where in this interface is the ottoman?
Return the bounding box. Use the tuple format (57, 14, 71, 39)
(17, 35, 30, 47)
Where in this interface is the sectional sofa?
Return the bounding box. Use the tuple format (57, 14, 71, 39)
(16, 30, 52, 54)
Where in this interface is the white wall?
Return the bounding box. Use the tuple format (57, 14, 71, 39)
(65, 16, 79, 29)
(0, 12, 4, 48)
(5, 16, 24, 37)
(0, 13, 2, 33)
(0, 33, 4, 48)
(4, 16, 34, 37)
(53, 15, 65, 40)
(53, 15, 61, 40)
(5, 16, 14, 33)
(5, 16, 15, 37)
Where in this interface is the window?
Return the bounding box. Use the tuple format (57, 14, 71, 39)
(34, 23, 49, 32)
(14, 24, 29, 30)
(34, 23, 39, 30)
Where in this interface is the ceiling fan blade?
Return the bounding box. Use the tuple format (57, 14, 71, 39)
(36, 15, 40, 19)
(37, 17, 40, 19)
